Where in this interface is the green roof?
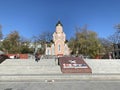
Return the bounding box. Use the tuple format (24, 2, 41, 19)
(56, 20, 63, 26)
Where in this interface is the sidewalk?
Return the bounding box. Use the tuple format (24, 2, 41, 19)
(1, 74, 120, 81)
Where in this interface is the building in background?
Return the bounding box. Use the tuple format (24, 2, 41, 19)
(113, 43, 120, 59)
(45, 21, 70, 56)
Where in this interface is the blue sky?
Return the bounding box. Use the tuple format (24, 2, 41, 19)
(0, 0, 120, 40)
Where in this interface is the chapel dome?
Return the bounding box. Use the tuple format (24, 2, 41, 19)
(56, 20, 63, 26)
(56, 20, 63, 33)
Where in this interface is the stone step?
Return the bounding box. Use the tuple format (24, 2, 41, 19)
(0, 66, 61, 74)
(0, 66, 60, 69)
(1, 74, 120, 81)
(0, 71, 61, 74)
(0, 59, 55, 65)
(1, 59, 57, 66)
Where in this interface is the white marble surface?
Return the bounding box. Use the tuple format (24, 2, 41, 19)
(0, 59, 61, 74)
(85, 59, 120, 73)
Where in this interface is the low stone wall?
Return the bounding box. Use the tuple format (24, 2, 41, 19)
(7, 54, 28, 59)
(84, 59, 120, 74)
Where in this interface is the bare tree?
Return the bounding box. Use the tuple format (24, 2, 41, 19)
(32, 31, 53, 54)
(115, 24, 120, 32)
(108, 32, 120, 44)
(108, 24, 120, 44)
(38, 32, 52, 43)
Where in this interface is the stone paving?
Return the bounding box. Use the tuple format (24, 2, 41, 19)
(1, 80, 120, 90)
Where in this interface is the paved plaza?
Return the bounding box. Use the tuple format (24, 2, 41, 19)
(0, 58, 120, 90)
(1, 80, 120, 90)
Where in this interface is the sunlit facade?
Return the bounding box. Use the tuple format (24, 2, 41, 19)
(45, 21, 70, 56)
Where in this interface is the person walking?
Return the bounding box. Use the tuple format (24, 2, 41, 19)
(35, 53, 38, 62)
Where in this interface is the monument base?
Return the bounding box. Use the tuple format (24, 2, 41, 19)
(59, 57, 92, 73)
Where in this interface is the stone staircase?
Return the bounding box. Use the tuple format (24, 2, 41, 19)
(0, 58, 62, 74)
(1, 58, 120, 81)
